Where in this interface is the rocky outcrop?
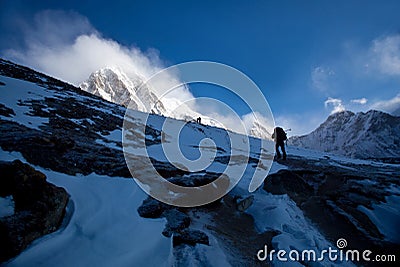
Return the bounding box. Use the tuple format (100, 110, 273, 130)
(137, 196, 209, 247)
(173, 229, 209, 247)
(234, 195, 255, 212)
(0, 160, 69, 262)
(137, 197, 172, 219)
(162, 209, 191, 238)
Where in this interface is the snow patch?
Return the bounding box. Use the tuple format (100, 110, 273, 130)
(0, 195, 15, 218)
(0, 76, 49, 130)
(358, 194, 400, 243)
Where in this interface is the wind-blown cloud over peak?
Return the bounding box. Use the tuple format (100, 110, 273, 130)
(325, 97, 345, 114)
(351, 98, 368, 105)
(4, 10, 168, 86)
(371, 94, 400, 114)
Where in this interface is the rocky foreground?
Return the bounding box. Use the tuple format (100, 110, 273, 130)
(0, 160, 69, 262)
(137, 154, 400, 266)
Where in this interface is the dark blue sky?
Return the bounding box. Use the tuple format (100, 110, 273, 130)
(1, 0, 400, 134)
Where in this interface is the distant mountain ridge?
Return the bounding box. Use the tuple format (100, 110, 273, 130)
(289, 110, 400, 159)
(392, 106, 400, 117)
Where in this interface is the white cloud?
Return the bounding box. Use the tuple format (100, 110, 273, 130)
(351, 97, 368, 105)
(370, 94, 400, 113)
(370, 35, 400, 75)
(4, 10, 175, 86)
(324, 97, 345, 114)
(311, 66, 335, 92)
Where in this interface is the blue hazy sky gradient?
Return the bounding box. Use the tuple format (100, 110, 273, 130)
(1, 0, 400, 135)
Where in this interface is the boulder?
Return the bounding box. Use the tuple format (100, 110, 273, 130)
(235, 195, 254, 212)
(0, 160, 69, 262)
(172, 229, 209, 247)
(162, 209, 190, 237)
(137, 197, 170, 218)
(263, 170, 314, 203)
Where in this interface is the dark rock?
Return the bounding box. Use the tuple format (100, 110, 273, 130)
(172, 229, 209, 247)
(235, 195, 254, 212)
(0, 120, 131, 178)
(137, 197, 170, 219)
(263, 170, 314, 203)
(162, 209, 190, 237)
(167, 172, 220, 187)
(0, 160, 69, 262)
(149, 158, 190, 178)
(0, 104, 15, 117)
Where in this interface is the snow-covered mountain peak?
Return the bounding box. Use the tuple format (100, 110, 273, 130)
(248, 119, 272, 140)
(80, 67, 166, 114)
(325, 110, 354, 123)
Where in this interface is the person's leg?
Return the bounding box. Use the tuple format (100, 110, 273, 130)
(280, 142, 287, 160)
(275, 142, 281, 159)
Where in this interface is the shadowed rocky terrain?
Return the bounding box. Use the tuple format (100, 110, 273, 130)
(0, 160, 69, 262)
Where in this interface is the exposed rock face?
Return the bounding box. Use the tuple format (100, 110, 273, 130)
(234, 195, 255, 212)
(137, 197, 171, 219)
(162, 209, 191, 238)
(173, 229, 209, 247)
(0, 160, 69, 262)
